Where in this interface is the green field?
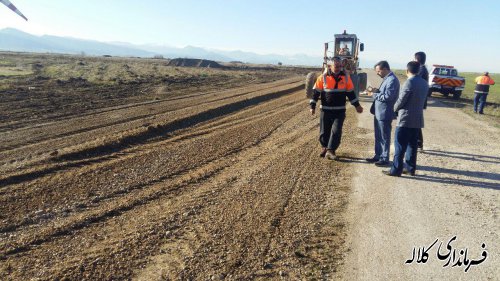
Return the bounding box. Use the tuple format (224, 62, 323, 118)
(461, 72, 499, 102)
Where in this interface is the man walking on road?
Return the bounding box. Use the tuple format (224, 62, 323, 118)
(366, 61, 400, 167)
(383, 61, 428, 177)
(310, 57, 363, 160)
(473, 72, 495, 114)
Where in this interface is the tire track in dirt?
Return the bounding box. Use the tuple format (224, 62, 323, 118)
(0, 80, 303, 186)
(0, 77, 299, 149)
(0, 87, 304, 199)
(0, 74, 281, 132)
(0, 89, 318, 278)
(0, 77, 301, 158)
(1, 105, 306, 278)
(0, 97, 296, 194)
(164, 110, 358, 280)
(0, 88, 306, 249)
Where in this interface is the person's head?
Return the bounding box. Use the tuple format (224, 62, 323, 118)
(329, 56, 342, 73)
(374, 61, 391, 78)
(414, 51, 426, 65)
(484, 71, 489, 76)
(344, 44, 348, 48)
(406, 61, 420, 77)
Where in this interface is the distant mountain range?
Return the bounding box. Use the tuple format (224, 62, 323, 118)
(0, 28, 321, 66)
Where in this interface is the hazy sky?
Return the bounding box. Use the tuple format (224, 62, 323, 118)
(1, 0, 499, 72)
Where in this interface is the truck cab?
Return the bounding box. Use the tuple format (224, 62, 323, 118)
(428, 65, 465, 99)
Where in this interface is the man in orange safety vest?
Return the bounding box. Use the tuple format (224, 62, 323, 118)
(473, 72, 495, 114)
(309, 57, 363, 160)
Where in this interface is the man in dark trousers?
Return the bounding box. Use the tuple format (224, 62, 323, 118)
(473, 72, 495, 114)
(366, 61, 400, 167)
(383, 61, 428, 176)
(310, 57, 363, 160)
(414, 51, 428, 150)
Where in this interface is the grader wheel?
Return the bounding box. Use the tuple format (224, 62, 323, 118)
(358, 72, 367, 92)
(305, 72, 318, 99)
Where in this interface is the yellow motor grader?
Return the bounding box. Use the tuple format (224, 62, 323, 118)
(305, 30, 367, 98)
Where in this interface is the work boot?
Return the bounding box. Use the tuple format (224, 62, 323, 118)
(319, 148, 327, 158)
(402, 169, 416, 176)
(365, 157, 379, 163)
(382, 170, 401, 177)
(374, 160, 390, 167)
(325, 150, 337, 160)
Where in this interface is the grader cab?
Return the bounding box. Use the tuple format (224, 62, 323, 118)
(305, 30, 367, 98)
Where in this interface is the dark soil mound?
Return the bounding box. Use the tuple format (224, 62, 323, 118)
(55, 77, 89, 87)
(168, 58, 224, 68)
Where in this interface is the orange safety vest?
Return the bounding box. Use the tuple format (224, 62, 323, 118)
(475, 75, 495, 85)
(474, 75, 495, 94)
(313, 72, 354, 92)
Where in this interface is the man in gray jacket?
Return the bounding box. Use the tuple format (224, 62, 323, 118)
(366, 61, 400, 166)
(383, 61, 429, 177)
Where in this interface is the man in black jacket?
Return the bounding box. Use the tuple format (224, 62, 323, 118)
(415, 51, 428, 150)
(309, 57, 363, 160)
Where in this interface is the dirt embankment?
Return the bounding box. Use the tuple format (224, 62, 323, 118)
(167, 58, 225, 68)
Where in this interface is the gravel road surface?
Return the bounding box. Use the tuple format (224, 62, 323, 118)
(337, 70, 499, 280)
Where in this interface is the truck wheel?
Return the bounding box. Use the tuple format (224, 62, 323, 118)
(350, 73, 360, 97)
(358, 72, 367, 92)
(305, 72, 318, 99)
(453, 91, 462, 99)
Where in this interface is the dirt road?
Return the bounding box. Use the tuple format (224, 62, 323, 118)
(336, 70, 499, 280)
(0, 69, 498, 280)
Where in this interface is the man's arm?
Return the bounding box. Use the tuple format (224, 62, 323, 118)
(394, 80, 411, 112)
(346, 91, 363, 113)
(309, 76, 323, 115)
(310, 89, 320, 107)
(375, 77, 399, 102)
(310, 89, 321, 114)
(418, 66, 429, 82)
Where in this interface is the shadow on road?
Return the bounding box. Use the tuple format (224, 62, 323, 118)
(411, 173, 499, 191)
(422, 149, 500, 164)
(417, 165, 500, 181)
(426, 96, 469, 109)
(408, 150, 500, 191)
(336, 156, 372, 164)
